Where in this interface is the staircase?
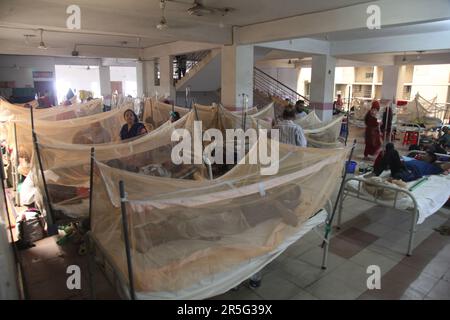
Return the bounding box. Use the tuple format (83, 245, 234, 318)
(253, 67, 309, 106)
(174, 49, 221, 91)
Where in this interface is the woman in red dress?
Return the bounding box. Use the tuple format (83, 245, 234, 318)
(364, 101, 382, 159)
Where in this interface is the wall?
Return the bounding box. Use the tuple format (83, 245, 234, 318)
(54, 65, 101, 103)
(354, 66, 375, 83)
(411, 64, 450, 102)
(110, 66, 137, 97)
(0, 55, 55, 97)
(259, 67, 299, 92)
(175, 91, 220, 107)
(0, 183, 19, 299)
(0, 55, 105, 102)
(297, 67, 311, 97)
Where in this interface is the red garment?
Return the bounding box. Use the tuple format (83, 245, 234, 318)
(364, 110, 381, 157)
(371, 100, 380, 111)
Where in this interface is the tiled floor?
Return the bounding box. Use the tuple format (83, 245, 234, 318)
(18, 235, 120, 300)
(16, 200, 450, 300)
(212, 204, 450, 300)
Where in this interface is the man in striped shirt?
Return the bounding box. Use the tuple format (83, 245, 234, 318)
(275, 107, 307, 147)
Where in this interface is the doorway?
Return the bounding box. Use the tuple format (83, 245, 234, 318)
(110, 81, 123, 95)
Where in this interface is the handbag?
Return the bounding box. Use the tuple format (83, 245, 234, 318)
(18, 209, 47, 244)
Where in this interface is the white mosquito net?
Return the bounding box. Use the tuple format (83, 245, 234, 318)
(89, 141, 347, 299)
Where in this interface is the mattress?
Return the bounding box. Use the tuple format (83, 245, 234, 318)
(346, 173, 450, 224)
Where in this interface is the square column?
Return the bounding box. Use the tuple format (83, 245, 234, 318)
(99, 65, 111, 97)
(99, 65, 111, 107)
(310, 55, 336, 121)
(381, 65, 401, 103)
(221, 44, 254, 109)
(159, 55, 176, 100)
(136, 61, 144, 97)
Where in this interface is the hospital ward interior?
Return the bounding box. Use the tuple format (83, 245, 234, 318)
(1, 0, 450, 301)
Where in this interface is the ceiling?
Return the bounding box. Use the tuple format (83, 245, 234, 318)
(0, 0, 374, 54)
(0, 0, 448, 60)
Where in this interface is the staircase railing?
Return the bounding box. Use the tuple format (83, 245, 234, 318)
(254, 67, 309, 105)
(173, 50, 211, 83)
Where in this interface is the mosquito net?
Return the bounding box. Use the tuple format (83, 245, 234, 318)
(31, 104, 264, 221)
(352, 99, 371, 121)
(89, 141, 347, 299)
(295, 111, 344, 148)
(0, 98, 103, 123)
(142, 98, 191, 130)
(1, 99, 134, 175)
(396, 93, 443, 127)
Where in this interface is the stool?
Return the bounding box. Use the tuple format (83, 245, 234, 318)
(402, 131, 419, 145)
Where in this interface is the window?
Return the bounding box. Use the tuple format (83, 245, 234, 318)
(365, 72, 374, 79)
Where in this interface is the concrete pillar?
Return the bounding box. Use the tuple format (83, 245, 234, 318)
(310, 54, 336, 121)
(141, 60, 156, 96)
(99, 65, 111, 107)
(136, 61, 144, 97)
(381, 65, 401, 103)
(159, 55, 176, 100)
(396, 65, 408, 101)
(221, 44, 254, 109)
(99, 66, 111, 97)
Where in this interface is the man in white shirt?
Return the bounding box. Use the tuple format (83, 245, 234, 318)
(275, 107, 307, 147)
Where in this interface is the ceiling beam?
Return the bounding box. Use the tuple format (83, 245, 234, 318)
(393, 52, 450, 65)
(255, 38, 330, 55)
(142, 41, 222, 59)
(331, 30, 450, 56)
(0, 39, 140, 59)
(235, 0, 450, 44)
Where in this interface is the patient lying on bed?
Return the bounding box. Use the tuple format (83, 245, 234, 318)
(129, 184, 302, 252)
(374, 143, 449, 182)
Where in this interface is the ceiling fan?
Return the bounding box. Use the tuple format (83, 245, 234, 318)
(400, 51, 426, 63)
(165, 0, 234, 17)
(186, 0, 233, 16)
(38, 29, 47, 49)
(157, 0, 169, 30)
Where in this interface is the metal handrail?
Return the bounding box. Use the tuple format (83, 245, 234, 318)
(173, 50, 211, 81)
(254, 67, 309, 105)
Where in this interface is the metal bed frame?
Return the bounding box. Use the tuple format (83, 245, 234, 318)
(337, 176, 420, 256)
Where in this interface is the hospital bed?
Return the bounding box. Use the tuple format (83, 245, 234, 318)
(337, 169, 450, 256)
(87, 208, 331, 300)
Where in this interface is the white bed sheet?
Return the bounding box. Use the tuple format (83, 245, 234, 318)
(347, 173, 450, 224)
(113, 210, 328, 300)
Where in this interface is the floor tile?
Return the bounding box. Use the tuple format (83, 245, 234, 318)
(350, 248, 399, 276)
(361, 222, 394, 238)
(247, 270, 302, 300)
(289, 288, 318, 300)
(425, 280, 450, 300)
(212, 285, 263, 300)
(306, 273, 367, 300)
(297, 246, 347, 271)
